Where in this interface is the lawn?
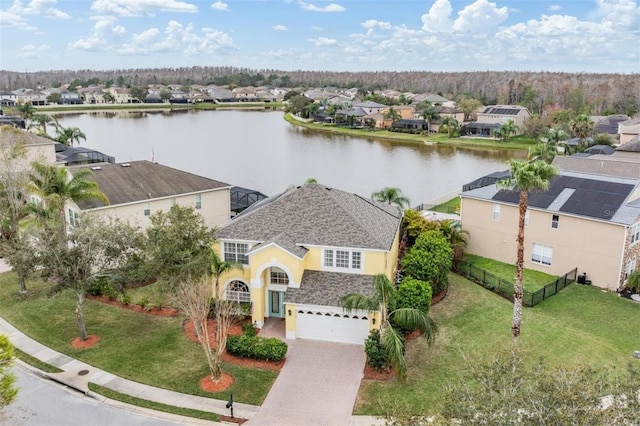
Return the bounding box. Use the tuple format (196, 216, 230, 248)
(355, 273, 640, 416)
(462, 253, 557, 292)
(0, 273, 277, 406)
(431, 197, 460, 214)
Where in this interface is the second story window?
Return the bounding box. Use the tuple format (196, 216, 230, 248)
(551, 214, 559, 229)
(223, 242, 249, 265)
(323, 249, 363, 272)
(631, 223, 640, 246)
(492, 204, 500, 221)
(195, 194, 202, 209)
(144, 202, 150, 216)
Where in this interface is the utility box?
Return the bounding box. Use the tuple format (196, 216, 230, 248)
(633, 351, 640, 359)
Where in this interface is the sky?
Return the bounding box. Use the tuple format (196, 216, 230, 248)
(0, 0, 638, 73)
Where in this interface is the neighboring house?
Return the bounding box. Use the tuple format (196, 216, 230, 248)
(353, 101, 388, 115)
(169, 90, 189, 104)
(0, 126, 56, 166)
(460, 169, 640, 292)
(618, 118, 640, 145)
(54, 143, 115, 166)
(67, 160, 232, 231)
(461, 105, 529, 137)
(0, 90, 18, 107)
(208, 86, 236, 102)
(215, 183, 403, 345)
(391, 119, 429, 131)
(412, 92, 450, 105)
(428, 106, 465, 133)
(592, 114, 630, 136)
(11, 88, 47, 106)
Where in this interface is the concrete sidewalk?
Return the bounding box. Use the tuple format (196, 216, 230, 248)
(0, 316, 383, 425)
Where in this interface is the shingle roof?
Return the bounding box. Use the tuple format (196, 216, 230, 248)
(285, 270, 375, 307)
(0, 127, 53, 145)
(249, 233, 309, 259)
(216, 183, 402, 251)
(69, 160, 230, 209)
(552, 155, 640, 179)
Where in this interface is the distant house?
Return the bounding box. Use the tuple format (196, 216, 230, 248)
(391, 119, 429, 131)
(208, 87, 236, 102)
(169, 90, 189, 104)
(353, 101, 388, 115)
(618, 118, 640, 145)
(55, 143, 115, 166)
(145, 93, 163, 103)
(67, 161, 232, 230)
(592, 114, 630, 135)
(461, 105, 530, 137)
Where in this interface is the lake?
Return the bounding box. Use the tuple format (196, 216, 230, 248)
(56, 109, 523, 205)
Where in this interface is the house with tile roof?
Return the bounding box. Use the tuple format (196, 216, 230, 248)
(618, 118, 640, 145)
(67, 160, 231, 230)
(460, 169, 640, 291)
(214, 183, 403, 345)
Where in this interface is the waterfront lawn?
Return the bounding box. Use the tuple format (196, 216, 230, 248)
(0, 273, 276, 406)
(462, 253, 556, 292)
(355, 273, 640, 417)
(431, 197, 460, 213)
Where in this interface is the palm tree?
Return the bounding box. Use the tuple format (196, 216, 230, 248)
(55, 126, 87, 147)
(626, 270, 640, 293)
(28, 114, 59, 138)
(439, 219, 469, 269)
(383, 106, 401, 123)
(420, 103, 439, 132)
(16, 103, 36, 120)
(527, 142, 556, 164)
(209, 250, 243, 381)
(342, 274, 437, 382)
(440, 117, 459, 138)
(371, 187, 410, 208)
(27, 163, 109, 236)
(497, 160, 557, 345)
(569, 114, 595, 148)
(500, 119, 519, 141)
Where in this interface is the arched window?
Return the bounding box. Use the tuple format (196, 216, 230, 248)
(270, 267, 289, 285)
(225, 280, 250, 303)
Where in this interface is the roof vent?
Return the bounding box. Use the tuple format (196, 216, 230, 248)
(91, 166, 101, 171)
(121, 163, 131, 167)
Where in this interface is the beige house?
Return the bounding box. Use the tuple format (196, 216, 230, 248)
(0, 127, 57, 168)
(618, 118, 640, 145)
(460, 169, 640, 292)
(67, 161, 231, 230)
(476, 105, 530, 128)
(215, 183, 402, 345)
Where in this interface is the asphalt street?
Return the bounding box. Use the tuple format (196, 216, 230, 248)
(1, 363, 200, 426)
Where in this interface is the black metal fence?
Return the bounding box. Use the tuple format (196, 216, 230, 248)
(456, 260, 577, 307)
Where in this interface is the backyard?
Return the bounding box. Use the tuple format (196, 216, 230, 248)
(355, 273, 640, 416)
(0, 274, 277, 406)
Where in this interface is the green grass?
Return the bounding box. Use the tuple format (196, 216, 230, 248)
(355, 273, 640, 416)
(431, 197, 460, 213)
(0, 273, 277, 406)
(125, 281, 172, 308)
(285, 113, 534, 151)
(89, 384, 221, 422)
(463, 253, 557, 292)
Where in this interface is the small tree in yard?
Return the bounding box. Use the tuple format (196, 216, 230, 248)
(626, 270, 640, 292)
(26, 215, 145, 341)
(401, 231, 453, 295)
(342, 274, 437, 382)
(0, 335, 18, 410)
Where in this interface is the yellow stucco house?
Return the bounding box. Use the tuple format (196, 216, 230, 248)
(461, 168, 640, 292)
(215, 183, 403, 345)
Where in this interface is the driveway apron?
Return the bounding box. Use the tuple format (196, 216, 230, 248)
(245, 339, 366, 426)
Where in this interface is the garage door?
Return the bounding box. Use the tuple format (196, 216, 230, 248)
(295, 304, 371, 345)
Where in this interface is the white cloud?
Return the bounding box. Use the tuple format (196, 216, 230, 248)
(592, 0, 639, 29)
(18, 43, 50, 58)
(361, 19, 391, 29)
(452, 0, 509, 33)
(90, 0, 197, 17)
(421, 0, 453, 33)
(211, 1, 228, 11)
(0, 9, 35, 29)
(548, 5, 562, 11)
(308, 36, 337, 46)
(68, 16, 126, 51)
(132, 28, 160, 44)
(7, 0, 71, 19)
(311, 25, 323, 31)
(273, 24, 288, 31)
(297, 1, 345, 12)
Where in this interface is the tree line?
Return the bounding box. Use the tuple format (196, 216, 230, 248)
(1, 68, 638, 116)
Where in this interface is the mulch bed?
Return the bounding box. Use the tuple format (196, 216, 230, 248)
(87, 294, 180, 317)
(431, 289, 447, 305)
(199, 373, 234, 393)
(71, 334, 100, 349)
(220, 415, 248, 425)
(363, 363, 394, 381)
(183, 319, 285, 372)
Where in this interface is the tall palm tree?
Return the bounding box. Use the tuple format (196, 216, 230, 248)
(209, 250, 243, 381)
(342, 274, 437, 382)
(17, 103, 36, 120)
(420, 103, 439, 132)
(569, 114, 595, 148)
(371, 187, 410, 208)
(440, 116, 459, 138)
(527, 142, 556, 164)
(28, 114, 59, 138)
(497, 160, 557, 345)
(383, 106, 401, 122)
(55, 126, 87, 147)
(500, 119, 519, 141)
(27, 163, 109, 236)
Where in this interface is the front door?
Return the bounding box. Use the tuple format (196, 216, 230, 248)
(268, 290, 285, 318)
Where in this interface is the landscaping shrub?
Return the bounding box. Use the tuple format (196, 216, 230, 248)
(117, 292, 132, 305)
(226, 335, 287, 362)
(242, 322, 257, 337)
(401, 231, 453, 294)
(364, 329, 389, 371)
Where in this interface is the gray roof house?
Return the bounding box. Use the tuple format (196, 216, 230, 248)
(67, 160, 231, 230)
(214, 183, 403, 344)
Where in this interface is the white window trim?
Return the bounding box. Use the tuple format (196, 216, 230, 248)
(322, 248, 364, 273)
(223, 241, 249, 265)
(195, 193, 202, 209)
(531, 243, 553, 266)
(492, 204, 500, 221)
(143, 202, 150, 216)
(631, 223, 640, 246)
(269, 267, 289, 286)
(225, 280, 251, 303)
(68, 208, 80, 228)
(625, 257, 636, 283)
(524, 209, 530, 227)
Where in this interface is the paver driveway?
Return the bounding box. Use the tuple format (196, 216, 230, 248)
(245, 339, 366, 426)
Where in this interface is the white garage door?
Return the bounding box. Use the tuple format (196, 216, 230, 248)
(295, 304, 371, 345)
